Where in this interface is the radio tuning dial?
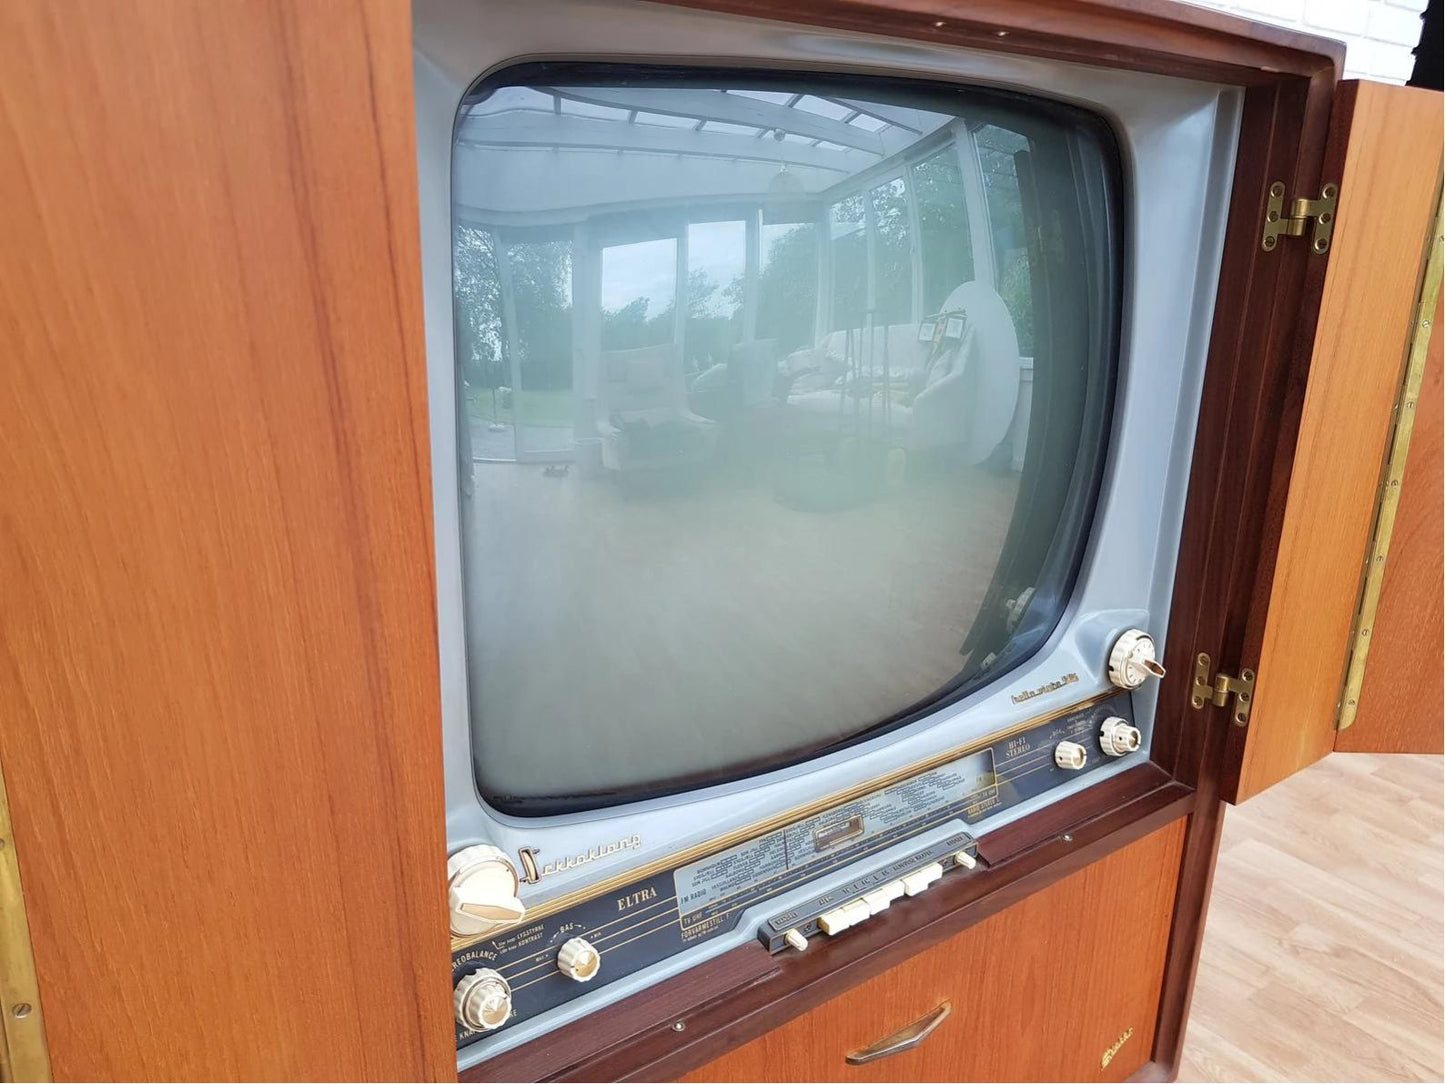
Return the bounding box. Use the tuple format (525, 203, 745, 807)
(1107, 629, 1167, 689)
(556, 936, 601, 982)
(448, 844, 526, 937)
(454, 968, 513, 1032)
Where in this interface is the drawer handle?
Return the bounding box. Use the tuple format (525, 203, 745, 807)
(845, 1000, 952, 1066)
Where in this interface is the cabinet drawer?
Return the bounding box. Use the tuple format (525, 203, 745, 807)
(685, 818, 1187, 1083)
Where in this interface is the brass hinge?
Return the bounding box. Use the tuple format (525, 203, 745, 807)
(1189, 653, 1256, 727)
(1261, 181, 1339, 254)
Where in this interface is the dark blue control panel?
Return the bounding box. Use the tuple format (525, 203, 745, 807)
(453, 691, 1136, 1051)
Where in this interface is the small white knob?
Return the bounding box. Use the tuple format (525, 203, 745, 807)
(1055, 741, 1088, 770)
(1100, 716, 1143, 757)
(783, 928, 808, 952)
(1108, 629, 1167, 689)
(953, 849, 978, 870)
(448, 845, 526, 937)
(556, 937, 601, 982)
(454, 968, 513, 1032)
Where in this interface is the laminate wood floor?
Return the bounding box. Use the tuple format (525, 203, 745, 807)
(1181, 752, 1444, 1082)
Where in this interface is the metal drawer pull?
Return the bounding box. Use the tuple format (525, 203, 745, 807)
(845, 1000, 952, 1065)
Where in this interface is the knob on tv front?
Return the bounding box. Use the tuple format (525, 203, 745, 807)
(448, 844, 526, 937)
(557, 936, 601, 982)
(454, 968, 512, 1032)
(1107, 629, 1167, 689)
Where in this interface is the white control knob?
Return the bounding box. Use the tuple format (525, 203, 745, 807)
(1100, 716, 1143, 757)
(1108, 629, 1167, 689)
(556, 937, 601, 982)
(448, 845, 526, 937)
(454, 968, 513, 1032)
(1055, 741, 1088, 770)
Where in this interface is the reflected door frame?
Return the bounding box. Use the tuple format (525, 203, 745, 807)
(493, 229, 576, 463)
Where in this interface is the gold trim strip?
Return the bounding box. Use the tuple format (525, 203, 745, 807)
(452, 690, 1116, 951)
(1338, 196, 1444, 730)
(0, 761, 50, 1082)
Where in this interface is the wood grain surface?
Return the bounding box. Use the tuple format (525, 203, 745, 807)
(0, 1, 453, 1079)
(657, 0, 1343, 83)
(1340, 291, 1445, 754)
(1230, 82, 1445, 802)
(682, 819, 1187, 1083)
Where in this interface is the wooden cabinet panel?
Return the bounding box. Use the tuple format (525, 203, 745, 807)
(1339, 289, 1445, 753)
(684, 818, 1186, 1083)
(1230, 82, 1444, 801)
(0, 1, 453, 1079)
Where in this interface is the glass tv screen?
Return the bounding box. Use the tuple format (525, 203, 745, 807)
(451, 67, 1122, 812)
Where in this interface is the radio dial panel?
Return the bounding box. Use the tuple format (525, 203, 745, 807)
(451, 693, 1143, 1052)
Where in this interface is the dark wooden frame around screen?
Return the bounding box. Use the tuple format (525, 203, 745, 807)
(466, 2, 1344, 1080)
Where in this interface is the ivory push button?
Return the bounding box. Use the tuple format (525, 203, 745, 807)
(818, 907, 854, 935)
(953, 849, 978, 870)
(862, 881, 905, 915)
(901, 862, 944, 896)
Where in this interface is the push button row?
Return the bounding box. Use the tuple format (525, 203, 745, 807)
(816, 861, 946, 936)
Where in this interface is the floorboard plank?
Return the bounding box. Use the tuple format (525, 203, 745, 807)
(1180, 753, 1444, 1082)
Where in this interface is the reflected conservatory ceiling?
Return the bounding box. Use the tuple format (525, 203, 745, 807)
(455, 86, 953, 223)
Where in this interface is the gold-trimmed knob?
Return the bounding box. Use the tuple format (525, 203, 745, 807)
(556, 936, 601, 982)
(454, 968, 512, 1032)
(448, 844, 526, 937)
(1107, 629, 1166, 689)
(1100, 716, 1142, 756)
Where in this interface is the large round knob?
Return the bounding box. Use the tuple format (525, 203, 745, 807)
(1099, 716, 1142, 756)
(556, 936, 601, 982)
(1107, 629, 1167, 689)
(448, 845, 526, 937)
(454, 968, 512, 1032)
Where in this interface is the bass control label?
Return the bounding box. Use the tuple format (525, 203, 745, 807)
(674, 749, 996, 924)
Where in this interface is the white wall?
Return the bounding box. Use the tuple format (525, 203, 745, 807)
(1186, 0, 1428, 82)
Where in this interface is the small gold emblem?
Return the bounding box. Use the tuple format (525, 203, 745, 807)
(1011, 672, 1080, 704)
(1100, 1026, 1134, 1069)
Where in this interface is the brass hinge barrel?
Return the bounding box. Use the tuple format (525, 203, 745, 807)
(1262, 181, 1338, 254)
(1190, 652, 1256, 727)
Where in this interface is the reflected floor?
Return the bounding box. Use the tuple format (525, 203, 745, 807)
(465, 454, 1020, 802)
(468, 416, 573, 461)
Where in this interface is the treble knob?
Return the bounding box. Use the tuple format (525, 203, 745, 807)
(448, 844, 526, 937)
(454, 968, 513, 1032)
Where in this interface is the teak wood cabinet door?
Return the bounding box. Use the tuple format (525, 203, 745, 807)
(1222, 81, 1444, 802)
(0, 1, 454, 1080)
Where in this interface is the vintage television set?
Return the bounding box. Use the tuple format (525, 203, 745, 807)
(410, 0, 1349, 1077)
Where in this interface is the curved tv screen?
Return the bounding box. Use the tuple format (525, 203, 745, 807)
(451, 66, 1122, 813)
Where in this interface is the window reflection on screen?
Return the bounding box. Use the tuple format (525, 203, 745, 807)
(451, 70, 1121, 811)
